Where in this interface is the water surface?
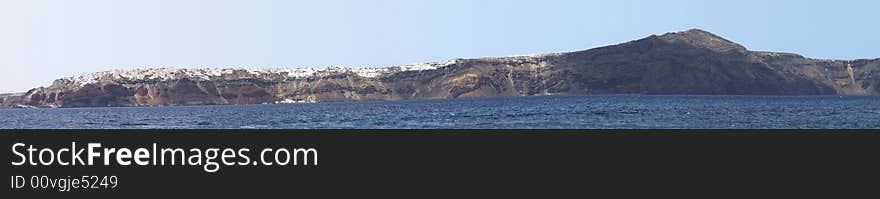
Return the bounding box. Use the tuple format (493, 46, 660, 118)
(1, 95, 878, 129)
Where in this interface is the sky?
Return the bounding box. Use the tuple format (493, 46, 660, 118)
(0, 0, 878, 93)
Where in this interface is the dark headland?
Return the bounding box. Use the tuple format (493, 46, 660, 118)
(2, 29, 879, 108)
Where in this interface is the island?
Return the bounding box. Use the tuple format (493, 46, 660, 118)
(2, 29, 878, 108)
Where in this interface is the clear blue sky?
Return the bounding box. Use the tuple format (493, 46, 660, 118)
(1, 0, 877, 93)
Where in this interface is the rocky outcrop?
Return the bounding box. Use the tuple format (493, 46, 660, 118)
(2, 29, 879, 108)
(0, 93, 25, 108)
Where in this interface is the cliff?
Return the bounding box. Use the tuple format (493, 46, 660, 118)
(3, 29, 879, 108)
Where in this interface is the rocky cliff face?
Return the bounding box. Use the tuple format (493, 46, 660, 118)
(3, 29, 879, 108)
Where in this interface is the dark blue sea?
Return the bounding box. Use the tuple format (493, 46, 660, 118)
(1, 95, 879, 129)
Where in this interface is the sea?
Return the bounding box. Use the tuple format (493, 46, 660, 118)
(1, 95, 879, 129)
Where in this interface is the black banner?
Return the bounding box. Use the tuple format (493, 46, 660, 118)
(2, 130, 880, 197)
